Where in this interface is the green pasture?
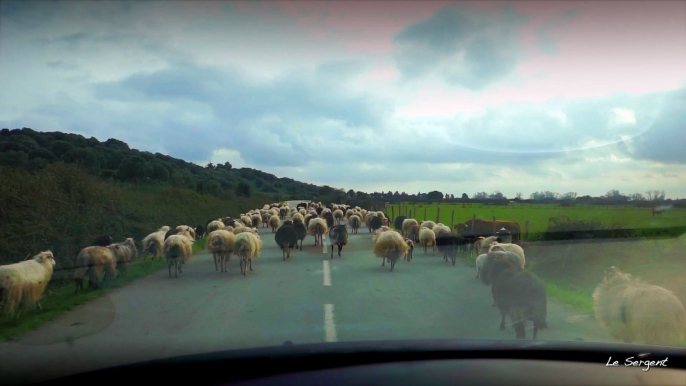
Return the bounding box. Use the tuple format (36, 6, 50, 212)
(386, 202, 686, 240)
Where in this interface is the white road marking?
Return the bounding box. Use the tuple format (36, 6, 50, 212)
(323, 260, 332, 286)
(324, 304, 338, 342)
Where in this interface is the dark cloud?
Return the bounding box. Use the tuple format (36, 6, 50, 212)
(534, 10, 578, 55)
(94, 63, 386, 128)
(393, 4, 527, 90)
(622, 87, 686, 164)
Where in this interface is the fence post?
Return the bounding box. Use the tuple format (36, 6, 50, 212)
(472, 214, 476, 231)
(391, 207, 394, 226)
(493, 216, 496, 235)
(409, 210, 412, 219)
(450, 210, 455, 231)
(436, 207, 441, 223)
(525, 220, 529, 241)
(424, 207, 427, 221)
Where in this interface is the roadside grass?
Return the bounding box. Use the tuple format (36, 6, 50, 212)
(0, 238, 208, 342)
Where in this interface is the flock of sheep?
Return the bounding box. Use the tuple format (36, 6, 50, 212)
(1, 200, 685, 346)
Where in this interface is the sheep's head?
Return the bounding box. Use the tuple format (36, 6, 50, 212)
(35, 251, 56, 267)
(603, 266, 631, 283)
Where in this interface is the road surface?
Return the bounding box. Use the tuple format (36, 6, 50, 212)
(0, 219, 611, 384)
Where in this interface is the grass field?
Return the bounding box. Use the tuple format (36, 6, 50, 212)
(0, 239, 207, 342)
(386, 202, 686, 239)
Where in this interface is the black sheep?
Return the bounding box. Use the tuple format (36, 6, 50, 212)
(164, 228, 179, 240)
(195, 225, 206, 239)
(480, 251, 547, 339)
(316, 207, 323, 215)
(223, 218, 236, 228)
(328, 225, 348, 259)
(324, 212, 334, 229)
(435, 232, 466, 266)
(93, 235, 113, 247)
(275, 223, 298, 261)
(394, 216, 407, 232)
(279, 208, 287, 220)
(293, 222, 307, 251)
(370, 216, 382, 233)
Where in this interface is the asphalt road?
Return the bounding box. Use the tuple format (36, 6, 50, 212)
(0, 219, 611, 384)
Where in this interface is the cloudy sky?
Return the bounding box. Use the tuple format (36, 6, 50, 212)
(1, 1, 685, 198)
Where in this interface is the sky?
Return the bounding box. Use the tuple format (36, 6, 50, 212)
(1, 0, 685, 198)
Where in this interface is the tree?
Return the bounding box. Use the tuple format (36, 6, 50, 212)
(116, 156, 147, 182)
(629, 193, 645, 201)
(473, 192, 488, 199)
(488, 191, 504, 200)
(347, 189, 355, 198)
(605, 189, 622, 198)
(236, 182, 252, 197)
(461, 193, 469, 200)
(515, 192, 523, 200)
(150, 162, 170, 181)
(560, 192, 577, 200)
(318, 185, 335, 196)
(427, 191, 444, 200)
(450, 194, 454, 199)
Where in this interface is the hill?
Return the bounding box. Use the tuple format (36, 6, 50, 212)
(0, 127, 328, 200)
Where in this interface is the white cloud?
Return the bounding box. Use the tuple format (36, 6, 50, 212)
(608, 108, 637, 128)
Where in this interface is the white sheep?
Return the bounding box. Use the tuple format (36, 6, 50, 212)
(419, 228, 436, 254)
(164, 234, 194, 278)
(475, 253, 488, 279)
(402, 219, 419, 237)
(269, 215, 281, 233)
(593, 267, 686, 346)
(475, 236, 498, 255)
(175, 225, 196, 240)
(333, 209, 344, 225)
(373, 231, 409, 272)
(420, 221, 436, 230)
(291, 212, 305, 225)
(489, 242, 525, 268)
(142, 230, 166, 266)
(308, 218, 328, 246)
(432, 224, 451, 237)
(207, 220, 225, 234)
(0, 251, 56, 316)
(206, 230, 236, 273)
(74, 246, 117, 292)
(234, 232, 263, 276)
(158, 226, 171, 232)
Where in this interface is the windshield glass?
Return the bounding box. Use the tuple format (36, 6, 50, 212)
(1, 0, 685, 383)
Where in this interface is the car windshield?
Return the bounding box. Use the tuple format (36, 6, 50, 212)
(1, 0, 685, 383)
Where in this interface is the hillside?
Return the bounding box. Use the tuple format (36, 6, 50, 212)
(0, 127, 326, 200)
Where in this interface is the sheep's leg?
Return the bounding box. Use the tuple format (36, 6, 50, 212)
(381, 258, 385, 266)
(452, 255, 456, 266)
(283, 249, 286, 261)
(168, 262, 172, 278)
(331, 245, 334, 259)
(390, 259, 396, 272)
(338, 244, 342, 257)
(424, 245, 427, 254)
(514, 321, 525, 339)
(214, 254, 219, 271)
(240, 259, 246, 276)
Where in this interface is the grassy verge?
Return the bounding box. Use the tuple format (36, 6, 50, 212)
(0, 238, 208, 342)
